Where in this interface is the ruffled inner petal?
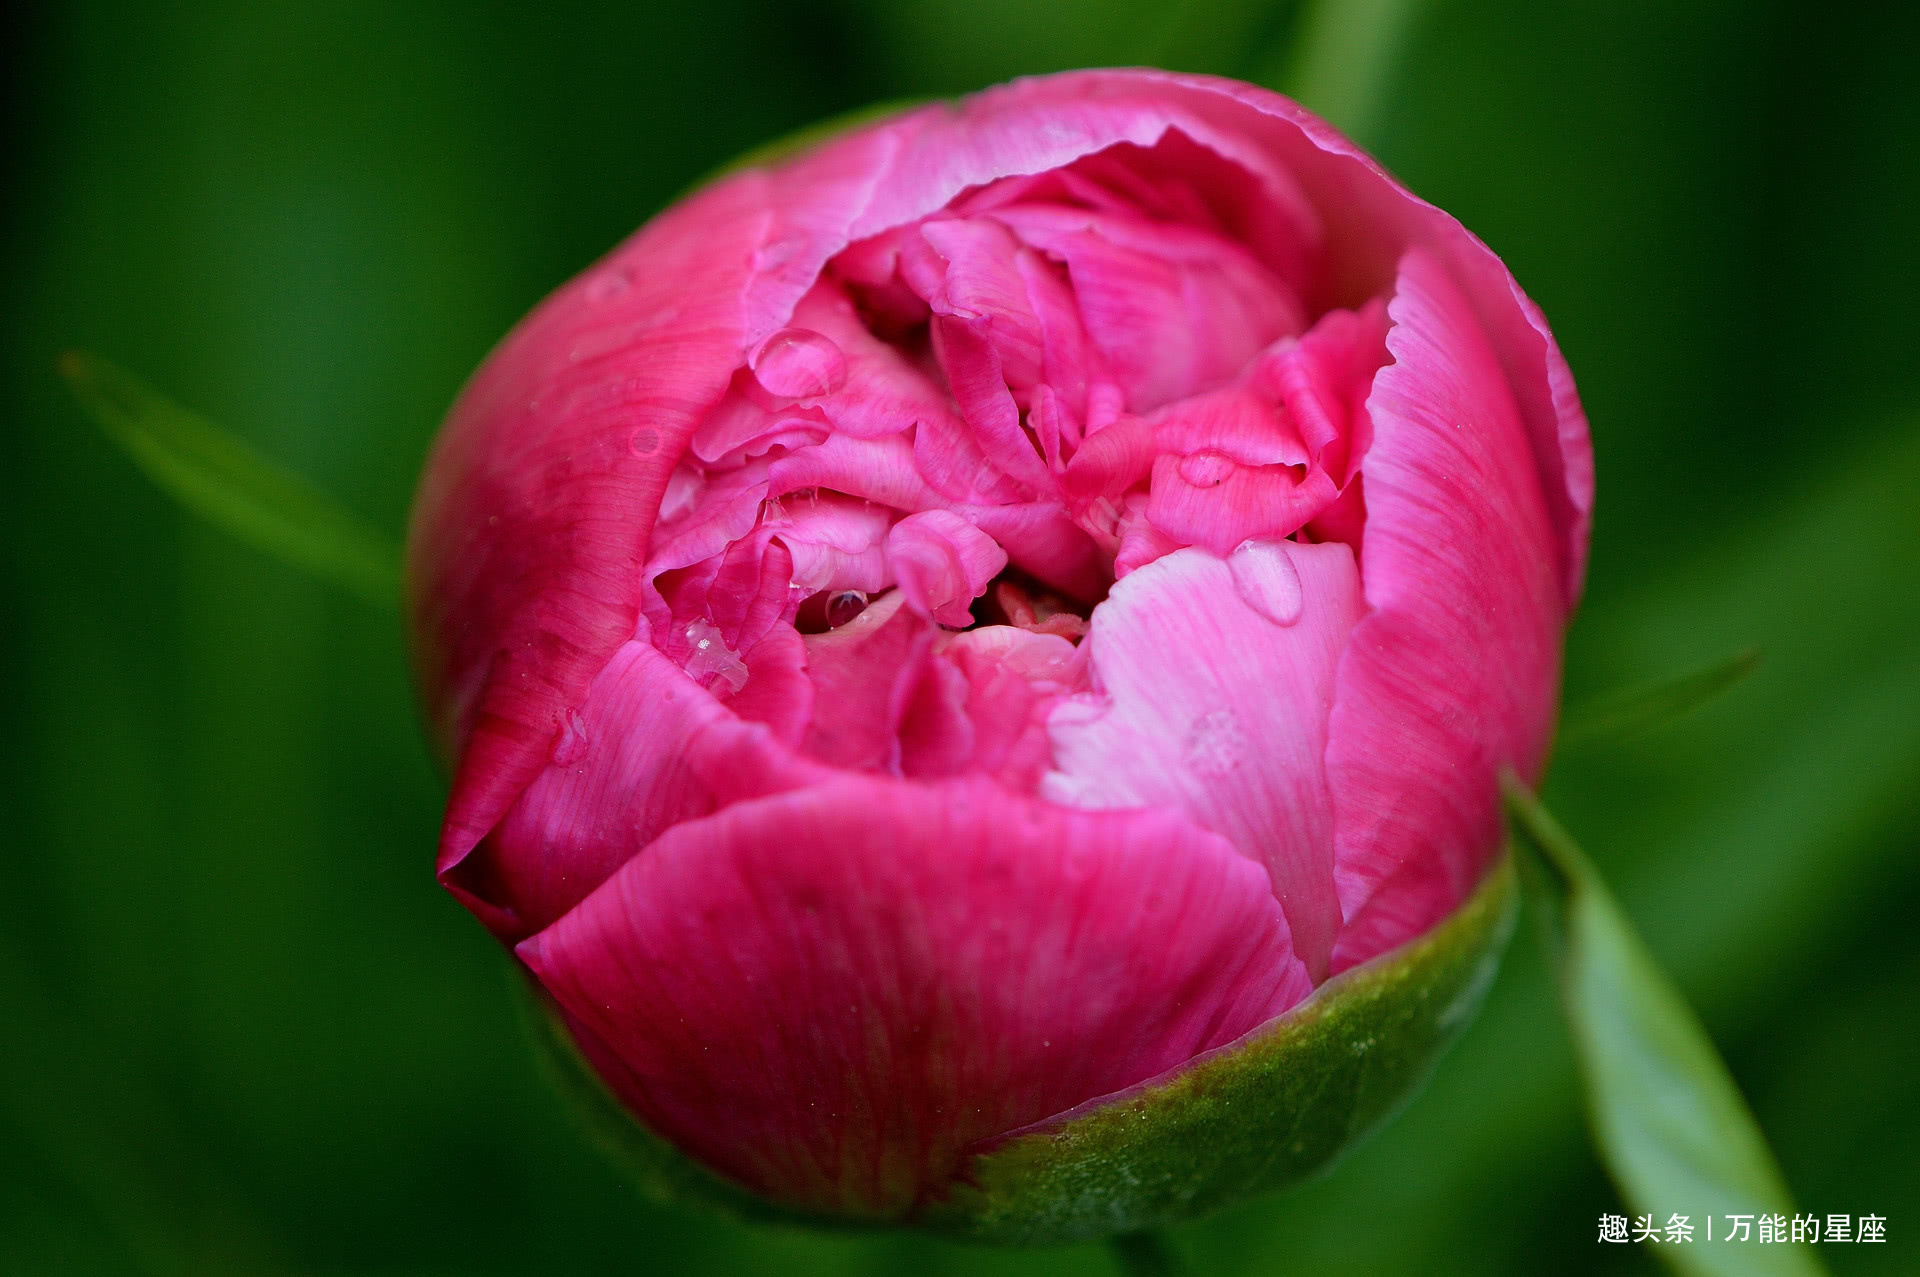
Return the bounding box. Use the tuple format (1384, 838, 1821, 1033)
(1044, 540, 1362, 980)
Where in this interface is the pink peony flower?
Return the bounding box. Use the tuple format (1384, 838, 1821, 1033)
(408, 69, 1592, 1234)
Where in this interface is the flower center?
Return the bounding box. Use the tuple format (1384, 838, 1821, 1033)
(641, 136, 1387, 788)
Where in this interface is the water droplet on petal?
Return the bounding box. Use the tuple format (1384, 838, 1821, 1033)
(628, 427, 660, 456)
(1229, 538, 1304, 626)
(748, 327, 847, 400)
(1182, 709, 1247, 777)
(585, 268, 632, 302)
(682, 618, 749, 692)
(825, 590, 869, 628)
(1177, 449, 1236, 487)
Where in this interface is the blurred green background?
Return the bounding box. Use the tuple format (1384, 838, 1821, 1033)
(4, 1, 1916, 1273)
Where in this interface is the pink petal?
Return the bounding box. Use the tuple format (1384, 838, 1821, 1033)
(1045, 540, 1362, 981)
(770, 492, 896, 594)
(789, 284, 958, 441)
(409, 172, 779, 888)
(415, 68, 1591, 946)
(960, 500, 1110, 602)
(452, 637, 819, 938)
(1254, 298, 1392, 483)
(769, 431, 944, 512)
(1062, 411, 1157, 509)
(886, 510, 1008, 628)
(1326, 250, 1565, 972)
(929, 315, 1058, 497)
(1146, 381, 1305, 468)
(798, 591, 929, 772)
(989, 203, 1302, 412)
(516, 776, 1310, 1215)
(1144, 452, 1339, 555)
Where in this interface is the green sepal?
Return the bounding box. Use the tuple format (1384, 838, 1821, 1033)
(918, 855, 1517, 1243)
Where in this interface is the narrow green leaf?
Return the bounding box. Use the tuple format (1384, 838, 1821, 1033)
(59, 352, 401, 609)
(1272, 0, 1429, 146)
(1559, 647, 1763, 747)
(1502, 775, 1826, 1277)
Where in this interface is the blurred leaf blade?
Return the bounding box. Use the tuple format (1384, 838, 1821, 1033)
(1273, 0, 1428, 145)
(1502, 776, 1825, 1277)
(59, 352, 401, 609)
(1560, 647, 1763, 747)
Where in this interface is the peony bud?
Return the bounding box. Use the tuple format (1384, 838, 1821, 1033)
(408, 69, 1592, 1240)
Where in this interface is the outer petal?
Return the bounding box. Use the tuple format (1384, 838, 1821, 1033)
(1325, 250, 1564, 971)
(516, 776, 1310, 1218)
(454, 637, 821, 938)
(407, 174, 769, 882)
(1044, 540, 1361, 980)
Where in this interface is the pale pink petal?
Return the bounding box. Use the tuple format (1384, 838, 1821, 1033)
(1326, 251, 1564, 972)
(1145, 452, 1338, 555)
(517, 776, 1310, 1215)
(1045, 540, 1362, 980)
(770, 492, 896, 594)
(886, 510, 1008, 628)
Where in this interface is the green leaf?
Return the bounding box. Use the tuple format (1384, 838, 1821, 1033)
(1272, 0, 1430, 147)
(1559, 647, 1763, 747)
(59, 352, 401, 609)
(1502, 775, 1826, 1277)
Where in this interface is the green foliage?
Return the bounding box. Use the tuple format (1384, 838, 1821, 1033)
(59, 353, 400, 610)
(1557, 647, 1763, 747)
(1505, 779, 1825, 1277)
